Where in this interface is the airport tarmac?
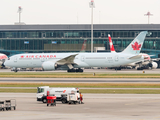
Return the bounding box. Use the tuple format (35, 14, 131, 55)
(0, 68, 160, 74)
(0, 93, 160, 120)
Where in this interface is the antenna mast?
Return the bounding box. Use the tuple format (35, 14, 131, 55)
(144, 11, 153, 24)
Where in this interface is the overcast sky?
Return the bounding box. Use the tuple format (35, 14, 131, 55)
(0, 0, 160, 25)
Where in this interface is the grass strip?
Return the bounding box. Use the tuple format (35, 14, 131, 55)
(0, 89, 160, 94)
(0, 72, 160, 78)
(80, 89, 160, 94)
(0, 89, 36, 93)
(0, 83, 160, 88)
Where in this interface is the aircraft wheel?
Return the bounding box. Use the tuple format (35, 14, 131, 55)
(79, 69, 83, 72)
(117, 68, 121, 70)
(71, 69, 76, 72)
(76, 69, 79, 72)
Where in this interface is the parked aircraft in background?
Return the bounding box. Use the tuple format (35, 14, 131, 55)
(80, 40, 87, 52)
(108, 34, 158, 70)
(4, 31, 147, 72)
(0, 53, 8, 68)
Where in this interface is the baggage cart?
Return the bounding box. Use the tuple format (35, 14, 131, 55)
(46, 96, 56, 106)
(46, 91, 56, 106)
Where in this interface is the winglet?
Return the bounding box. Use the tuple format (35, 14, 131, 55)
(122, 31, 148, 55)
(108, 34, 116, 53)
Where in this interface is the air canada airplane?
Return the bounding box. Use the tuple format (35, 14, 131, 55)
(4, 31, 147, 72)
(108, 33, 158, 70)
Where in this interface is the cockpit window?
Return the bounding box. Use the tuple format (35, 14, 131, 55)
(37, 88, 44, 93)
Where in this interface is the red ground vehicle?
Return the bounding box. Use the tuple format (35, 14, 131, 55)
(46, 91, 56, 106)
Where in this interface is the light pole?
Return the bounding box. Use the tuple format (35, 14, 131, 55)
(89, 0, 95, 53)
(18, 6, 22, 23)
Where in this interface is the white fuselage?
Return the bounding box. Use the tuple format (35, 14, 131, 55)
(4, 52, 144, 69)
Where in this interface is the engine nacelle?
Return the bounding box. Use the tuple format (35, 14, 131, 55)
(148, 62, 152, 67)
(151, 62, 158, 69)
(42, 61, 56, 71)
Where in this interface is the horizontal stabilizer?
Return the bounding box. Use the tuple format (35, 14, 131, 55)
(149, 55, 155, 57)
(128, 55, 142, 59)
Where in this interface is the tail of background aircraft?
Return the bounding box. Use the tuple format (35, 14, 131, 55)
(108, 34, 116, 53)
(122, 31, 148, 55)
(80, 40, 87, 52)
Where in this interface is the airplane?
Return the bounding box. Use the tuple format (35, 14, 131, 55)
(80, 39, 87, 52)
(108, 34, 158, 70)
(4, 31, 148, 72)
(17, 39, 87, 72)
(0, 53, 8, 68)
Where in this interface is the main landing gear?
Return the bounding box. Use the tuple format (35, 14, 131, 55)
(137, 67, 143, 70)
(67, 68, 83, 73)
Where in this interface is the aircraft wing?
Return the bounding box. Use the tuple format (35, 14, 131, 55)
(56, 54, 78, 65)
(151, 58, 160, 61)
(128, 55, 142, 59)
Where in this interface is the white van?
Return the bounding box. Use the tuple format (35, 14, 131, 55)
(36, 86, 80, 103)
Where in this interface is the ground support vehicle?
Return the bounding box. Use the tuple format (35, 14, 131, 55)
(0, 101, 5, 111)
(5, 99, 16, 111)
(46, 96, 56, 106)
(37, 86, 80, 104)
(67, 93, 80, 104)
(46, 91, 56, 106)
(0, 99, 16, 111)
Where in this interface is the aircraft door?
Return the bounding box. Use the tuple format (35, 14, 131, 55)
(81, 56, 85, 62)
(115, 55, 119, 62)
(14, 56, 17, 62)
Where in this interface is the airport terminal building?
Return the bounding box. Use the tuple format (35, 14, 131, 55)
(1, 24, 160, 60)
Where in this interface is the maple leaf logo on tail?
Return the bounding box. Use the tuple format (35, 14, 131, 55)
(131, 42, 141, 50)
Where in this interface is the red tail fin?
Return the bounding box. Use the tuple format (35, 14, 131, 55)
(108, 34, 116, 53)
(81, 40, 87, 52)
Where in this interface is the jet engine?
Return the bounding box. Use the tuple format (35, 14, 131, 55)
(42, 61, 57, 71)
(151, 62, 158, 69)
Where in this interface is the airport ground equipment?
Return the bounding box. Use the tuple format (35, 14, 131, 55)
(37, 86, 80, 104)
(5, 99, 16, 111)
(46, 91, 56, 106)
(0, 99, 16, 111)
(67, 93, 80, 104)
(0, 101, 5, 111)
